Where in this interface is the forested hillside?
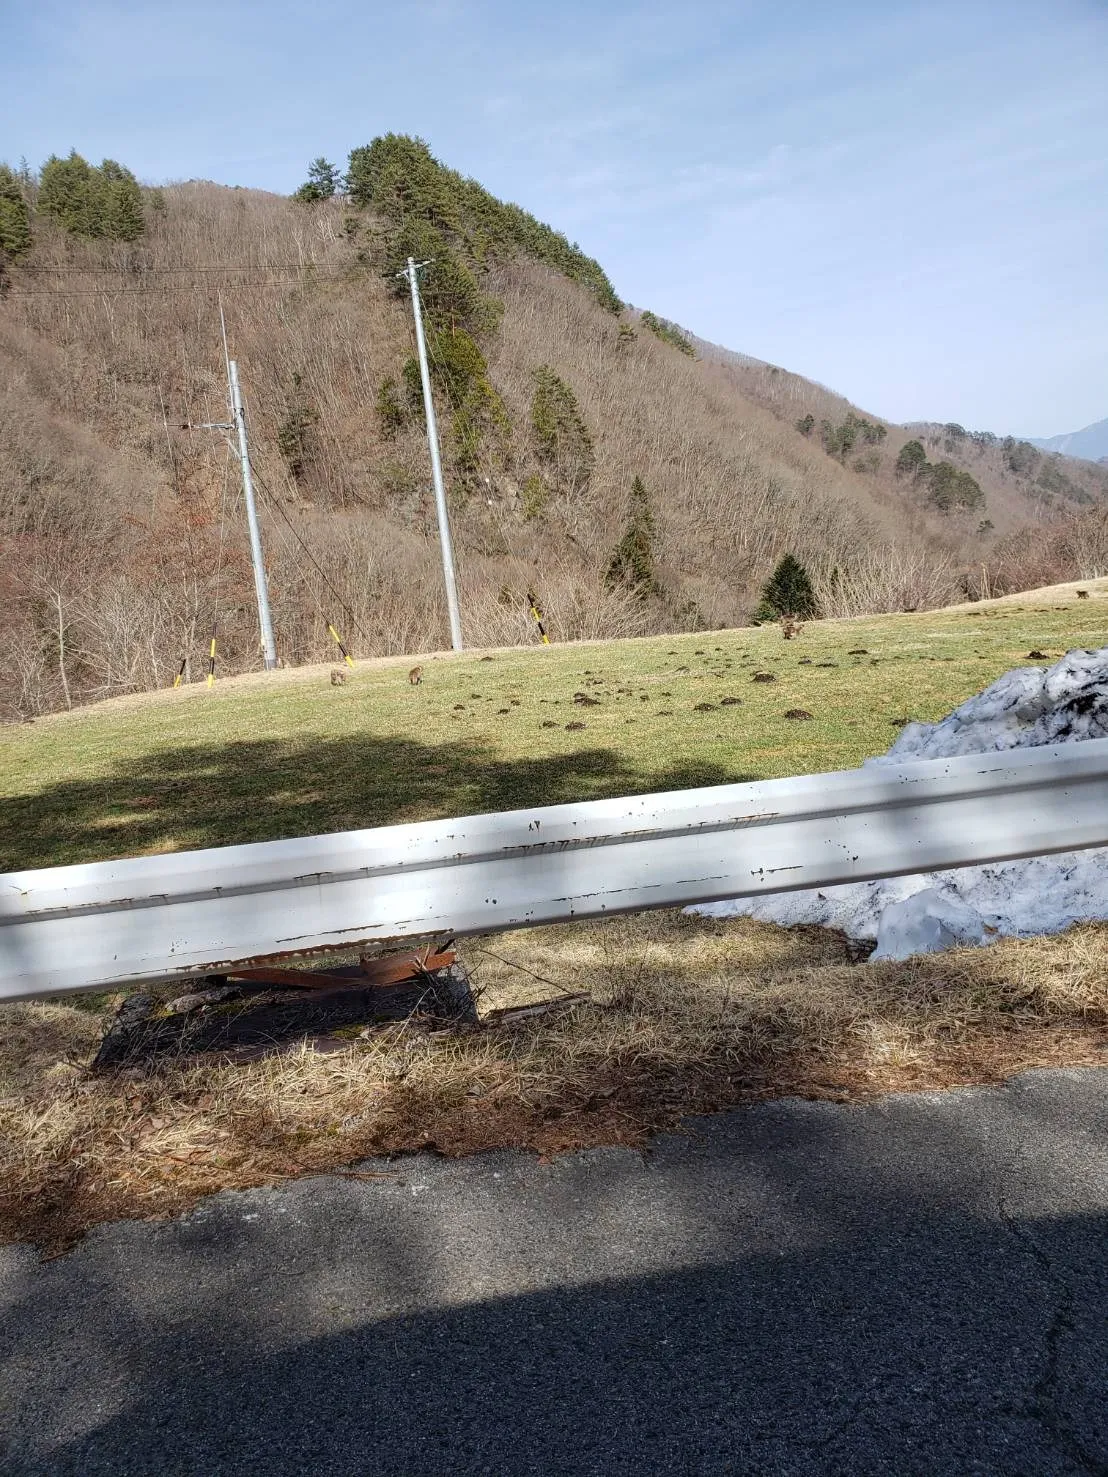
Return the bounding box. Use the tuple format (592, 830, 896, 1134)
(1, 138, 1105, 719)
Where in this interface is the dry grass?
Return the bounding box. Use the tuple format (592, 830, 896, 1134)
(3, 595, 1106, 1251)
(2, 912, 1106, 1254)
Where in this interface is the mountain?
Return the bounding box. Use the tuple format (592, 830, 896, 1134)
(1, 137, 1106, 720)
(1026, 418, 1108, 463)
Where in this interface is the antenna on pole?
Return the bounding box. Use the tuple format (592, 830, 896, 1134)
(398, 256, 464, 652)
(218, 294, 232, 398)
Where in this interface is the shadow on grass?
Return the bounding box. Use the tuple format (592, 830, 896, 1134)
(0, 733, 757, 871)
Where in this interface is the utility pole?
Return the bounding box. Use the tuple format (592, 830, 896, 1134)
(181, 343, 278, 672)
(398, 256, 463, 651)
(228, 360, 278, 670)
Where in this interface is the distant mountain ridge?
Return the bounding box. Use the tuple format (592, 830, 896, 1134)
(1026, 417, 1108, 463)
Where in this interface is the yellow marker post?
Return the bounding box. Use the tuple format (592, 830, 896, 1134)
(206, 635, 217, 688)
(328, 623, 356, 666)
(528, 597, 551, 644)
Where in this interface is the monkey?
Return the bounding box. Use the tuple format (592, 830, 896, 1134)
(408, 665, 424, 685)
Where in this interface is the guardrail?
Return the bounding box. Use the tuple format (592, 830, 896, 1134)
(4, 738, 1108, 1002)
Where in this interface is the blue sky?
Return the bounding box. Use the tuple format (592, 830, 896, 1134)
(3, 0, 1105, 436)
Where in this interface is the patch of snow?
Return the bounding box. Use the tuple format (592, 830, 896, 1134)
(692, 648, 1108, 960)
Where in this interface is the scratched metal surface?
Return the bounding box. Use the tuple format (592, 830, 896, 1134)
(3, 739, 1108, 1000)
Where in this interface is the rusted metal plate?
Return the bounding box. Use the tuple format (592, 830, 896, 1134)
(226, 948, 457, 991)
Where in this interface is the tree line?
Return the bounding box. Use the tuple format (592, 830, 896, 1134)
(0, 151, 150, 261)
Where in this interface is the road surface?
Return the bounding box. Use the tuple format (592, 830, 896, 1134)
(2, 1068, 1107, 1474)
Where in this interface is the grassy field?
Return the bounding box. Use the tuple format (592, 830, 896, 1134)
(3, 587, 1106, 871)
(1, 587, 1106, 1252)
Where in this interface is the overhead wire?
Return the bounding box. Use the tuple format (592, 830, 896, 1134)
(245, 474, 354, 667)
(12, 242, 468, 663)
(247, 463, 376, 654)
(5, 261, 368, 298)
(12, 261, 358, 273)
(205, 436, 235, 686)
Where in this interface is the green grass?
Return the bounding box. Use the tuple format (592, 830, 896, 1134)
(1, 599, 1103, 872)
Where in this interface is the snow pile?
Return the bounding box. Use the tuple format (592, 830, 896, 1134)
(693, 648, 1108, 960)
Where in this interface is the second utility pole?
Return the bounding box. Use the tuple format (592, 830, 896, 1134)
(400, 256, 463, 651)
(229, 360, 278, 670)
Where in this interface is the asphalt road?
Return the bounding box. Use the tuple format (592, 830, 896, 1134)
(2, 1067, 1107, 1476)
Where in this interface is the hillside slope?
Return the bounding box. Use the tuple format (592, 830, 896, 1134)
(1028, 417, 1108, 462)
(696, 341, 1108, 530)
(1, 138, 1106, 719)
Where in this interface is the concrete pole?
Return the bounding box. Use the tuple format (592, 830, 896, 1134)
(228, 360, 278, 670)
(405, 257, 463, 651)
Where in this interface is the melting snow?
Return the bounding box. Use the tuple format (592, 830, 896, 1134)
(692, 647, 1108, 960)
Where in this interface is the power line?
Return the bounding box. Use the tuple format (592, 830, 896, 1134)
(6, 278, 351, 298)
(12, 262, 358, 274)
(248, 466, 377, 652)
(4, 259, 375, 298)
(246, 473, 355, 666)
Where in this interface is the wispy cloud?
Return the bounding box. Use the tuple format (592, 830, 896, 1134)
(3, 0, 1106, 431)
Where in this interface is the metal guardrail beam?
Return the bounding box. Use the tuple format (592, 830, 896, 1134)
(3, 738, 1108, 1001)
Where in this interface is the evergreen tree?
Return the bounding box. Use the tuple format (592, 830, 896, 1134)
(38, 151, 100, 236)
(895, 439, 928, 478)
(530, 366, 594, 493)
(402, 357, 425, 420)
(754, 554, 817, 621)
(276, 373, 318, 480)
(0, 164, 32, 258)
(925, 462, 984, 513)
(99, 160, 144, 241)
(38, 151, 145, 240)
(376, 377, 407, 439)
(818, 412, 884, 460)
(294, 157, 341, 203)
(344, 134, 622, 313)
(639, 310, 695, 356)
(605, 476, 658, 596)
(16, 158, 35, 202)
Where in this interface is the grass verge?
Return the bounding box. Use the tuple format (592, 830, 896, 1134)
(2, 587, 1106, 1251)
(2, 588, 1106, 870)
(2, 913, 1106, 1255)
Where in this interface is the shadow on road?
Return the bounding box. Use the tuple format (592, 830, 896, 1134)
(1, 1072, 1105, 1475)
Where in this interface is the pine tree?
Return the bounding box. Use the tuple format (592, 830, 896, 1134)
(754, 554, 817, 621)
(531, 366, 594, 494)
(38, 151, 101, 236)
(99, 160, 145, 241)
(294, 157, 341, 202)
(895, 439, 928, 478)
(639, 310, 695, 355)
(38, 152, 145, 240)
(606, 476, 658, 596)
(0, 164, 32, 259)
